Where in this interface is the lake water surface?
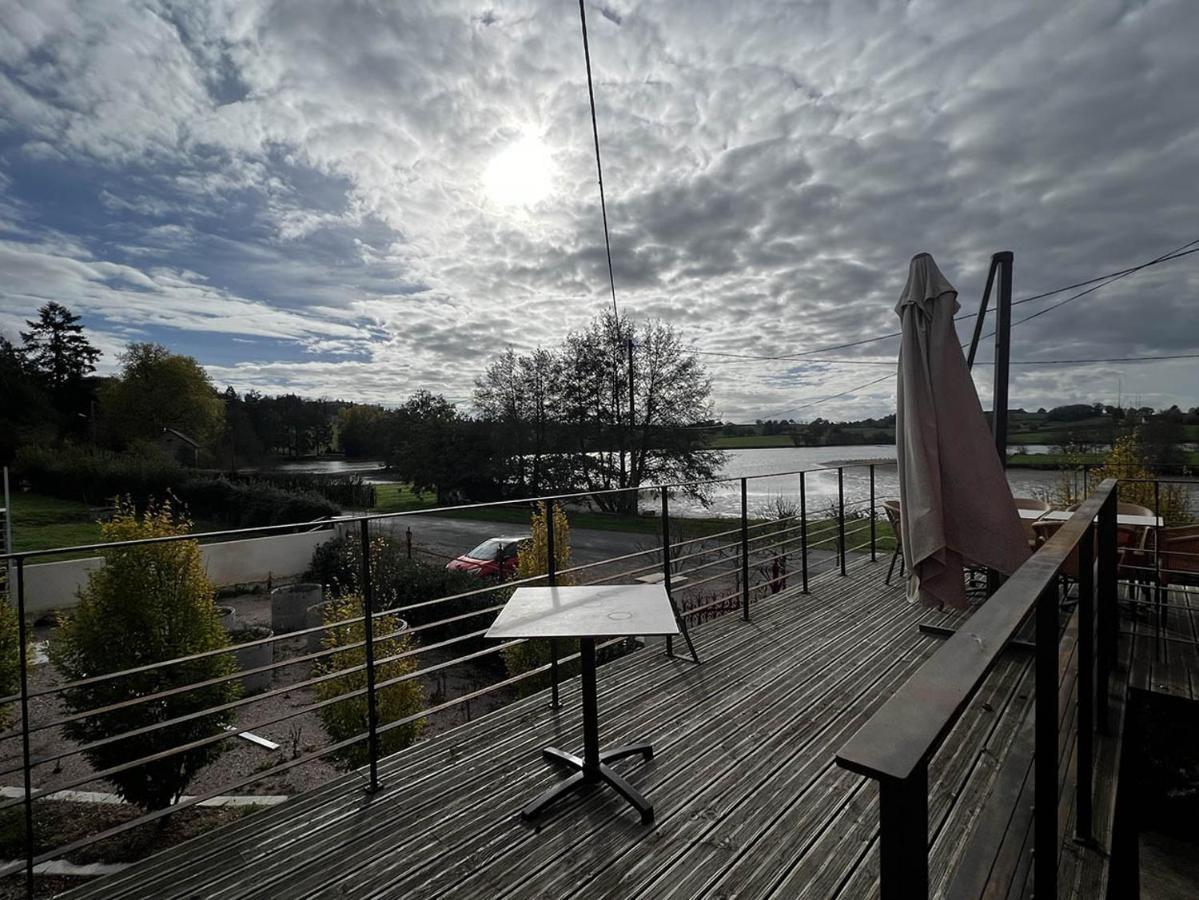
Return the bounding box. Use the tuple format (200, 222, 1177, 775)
(276, 445, 1074, 519)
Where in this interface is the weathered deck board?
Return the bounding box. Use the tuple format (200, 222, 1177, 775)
(63, 561, 1141, 900)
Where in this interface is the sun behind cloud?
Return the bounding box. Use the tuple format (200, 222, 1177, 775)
(483, 133, 555, 207)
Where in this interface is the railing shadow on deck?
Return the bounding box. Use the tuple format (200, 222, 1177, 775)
(0, 461, 890, 897)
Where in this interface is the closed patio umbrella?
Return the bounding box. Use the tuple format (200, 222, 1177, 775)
(895, 253, 1028, 609)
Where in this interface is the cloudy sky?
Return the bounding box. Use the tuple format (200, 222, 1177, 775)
(1, 0, 1197, 421)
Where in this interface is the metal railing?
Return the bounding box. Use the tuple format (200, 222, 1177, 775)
(835, 479, 1121, 899)
(0, 461, 891, 895)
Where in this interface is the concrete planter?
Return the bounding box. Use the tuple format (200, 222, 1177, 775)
(215, 606, 238, 633)
(229, 626, 274, 694)
(271, 582, 322, 633)
(305, 601, 410, 656)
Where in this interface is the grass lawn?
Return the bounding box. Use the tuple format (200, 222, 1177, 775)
(6, 493, 103, 556)
(372, 482, 439, 513)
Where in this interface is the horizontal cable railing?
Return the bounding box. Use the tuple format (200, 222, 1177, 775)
(0, 461, 896, 893)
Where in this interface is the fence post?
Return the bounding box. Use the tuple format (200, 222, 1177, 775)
(869, 465, 877, 562)
(800, 472, 809, 593)
(15, 559, 34, 898)
(1153, 478, 1162, 632)
(740, 478, 750, 620)
(837, 467, 847, 576)
(1076, 522, 1095, 842)
(1034, 582, 1059, 900)
(405, 526, 412, 560)
(546, 503, 560, 709)
(662, 491, 674, 657)
(1097, 492, 1117, 732)
(877, 764, 929, 899)
(358, 519, 381, 794)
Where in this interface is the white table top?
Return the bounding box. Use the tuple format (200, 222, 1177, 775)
(486, 585, 681, 640)
(1017, 507, 1050, 520)
(634, 572, 689, 586)
(1039, 509, 1163, 527)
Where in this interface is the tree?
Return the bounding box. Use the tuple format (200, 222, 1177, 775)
(20, 302, 100, 389)
(337, 405, 394, 458)
(0, 335, 56, 464)
(51, 499, 240, 811)
(387, 391, 499, 502)
(99, 343, 225, 449)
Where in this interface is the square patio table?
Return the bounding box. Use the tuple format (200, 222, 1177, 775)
(1040, 509, 1163, 528)
(486, 584, 680, 824)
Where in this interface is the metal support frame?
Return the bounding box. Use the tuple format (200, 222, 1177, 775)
(520, 637, 655, 825)
(547, 503, 560, 709)
(869, 464, 877, 562)
(877, 764, 929, 899)
(740, 478, 750, 620)
(661, 492, 700, 664)
(1076, 522, 1095, 842)
(799, 473, 809, 593)
(1034, 582, 1059, 900)
(966, 251, 1014, 467)
(15, 560, 34, 897)
(837, 467, 847, 576)
(359, 520, 382, 794)
(1097, 496, 1117, 731)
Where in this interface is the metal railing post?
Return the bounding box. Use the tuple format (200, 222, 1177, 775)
(546, 502, 560, 709)
(405, 526, 412, 560)
(1076, 522, 1095, 842)
(1034, 581, 1059, 900)
(800, 472, 809, 593)
(877, 764, 929, 899)
(359, 519, 381, 794)
(1097, 492, 1117, 731)
(16, 559, 34, 898)
(1153, 478, 1162, 632)
(869, 464, 877, 562)
(662, 491, 673, 657)
(740, 478, 750, 621)
(837, 467, 847, 576)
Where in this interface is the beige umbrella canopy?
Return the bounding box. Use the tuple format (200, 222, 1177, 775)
(895, 253, 1029, 609)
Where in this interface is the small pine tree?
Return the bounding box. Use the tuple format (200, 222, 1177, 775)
(315, 597, 425, 768)
(51, 499, 240, 811)
(502, 502, 577, 690)
(20, 302, 100, 389)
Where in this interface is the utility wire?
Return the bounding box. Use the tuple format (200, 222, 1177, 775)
(717, 351, 1199, 368)
(578, 0, 619, 320)
(694, 240, 1199, 363)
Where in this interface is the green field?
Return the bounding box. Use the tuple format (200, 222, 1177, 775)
(6, 493, 103, 555)
(372, 482, 439, 513)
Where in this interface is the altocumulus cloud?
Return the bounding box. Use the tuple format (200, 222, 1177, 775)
(1, 0, 1197, 417)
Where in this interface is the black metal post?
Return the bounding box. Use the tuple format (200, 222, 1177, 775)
(877, 765, 929, 900)
(405, 526, 412, 560)
(1034, 582, 1059, 900)
(800, 472, 809, 593)
(740, 478, 750, 621)
(837, 467, 847, 576)
(869, 464, 877, 562)
(16, 559, 34, 897)
(580, 638, 600, 776)
(1097, 494, 1117, 731)
(1076, 523, 1095, 842)
(966, 256, 998, 370)
(1154, 478, 1162, 631)
(546, 503, 560, 709)
(662, 491, 673, 657)
(993, 251, 1014, 467)
(359, 520, 381, 794)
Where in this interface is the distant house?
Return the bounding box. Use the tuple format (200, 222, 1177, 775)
(158, 428, 200, 466)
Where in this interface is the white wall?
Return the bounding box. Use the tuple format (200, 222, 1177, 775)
(20, 529, 338, 614)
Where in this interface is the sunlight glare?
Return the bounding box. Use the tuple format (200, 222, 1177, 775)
(484, 134, 554, 207)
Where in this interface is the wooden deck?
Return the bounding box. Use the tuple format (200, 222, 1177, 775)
(65, 560, 1132, 899)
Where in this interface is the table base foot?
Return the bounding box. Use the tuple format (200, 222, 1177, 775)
(521, 744, 655, 825)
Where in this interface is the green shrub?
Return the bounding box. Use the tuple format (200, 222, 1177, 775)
(50, 499, 240, 811)
(315, 597, 425, 769)
(0, 601, 21, 729)
(174, 478, 339, 528)
(15, 444, 182, 505)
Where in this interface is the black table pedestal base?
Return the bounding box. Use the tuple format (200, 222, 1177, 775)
(521, 743, 655, 824)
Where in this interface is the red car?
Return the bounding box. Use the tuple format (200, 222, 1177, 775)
(446, 535, 528, 578)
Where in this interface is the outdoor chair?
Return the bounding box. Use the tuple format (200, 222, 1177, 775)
(1013, 496, 1050, 548)
(882, 500, 904, 585)
(1159, 525, 1199, 590)
(1031, 519, 1093, 608)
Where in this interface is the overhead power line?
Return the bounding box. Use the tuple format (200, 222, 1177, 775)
(694, 240, 1199, 363)
(720, 351, 1199, 368)
(578, 0, 619, 320)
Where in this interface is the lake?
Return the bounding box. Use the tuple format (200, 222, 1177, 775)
(274, 445, 1075, 519)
